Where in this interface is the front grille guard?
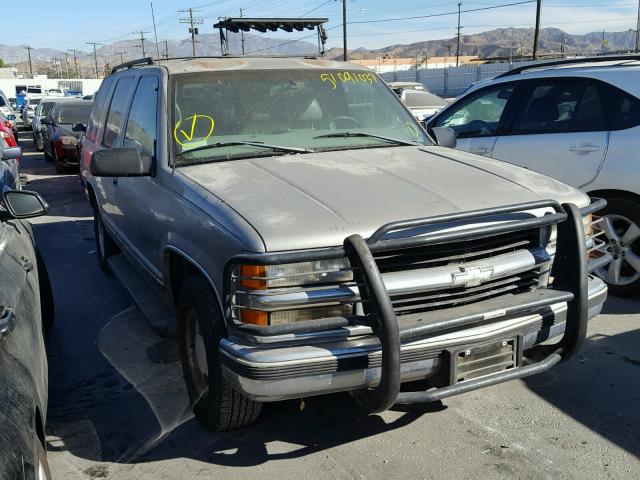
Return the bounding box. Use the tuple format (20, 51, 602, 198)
(226, 198, 606, 411)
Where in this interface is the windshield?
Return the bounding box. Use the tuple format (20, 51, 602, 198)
(56, 103, 93, 124)
(171, 69, 429, 164)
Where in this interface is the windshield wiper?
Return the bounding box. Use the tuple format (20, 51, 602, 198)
(177, 140, 314, 157)
(312, 131, 419, 146)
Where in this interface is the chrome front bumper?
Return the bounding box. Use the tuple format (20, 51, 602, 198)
(221, 276, 607, 402)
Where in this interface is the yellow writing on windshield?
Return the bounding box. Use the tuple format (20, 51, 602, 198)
(173, 114, 215, 147)
(405, 122, 420, 139)
(320, 71, 378, 90)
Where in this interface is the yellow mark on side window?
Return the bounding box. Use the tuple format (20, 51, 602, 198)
(320, 71, 378, 89)
(173, 114, 215, 147)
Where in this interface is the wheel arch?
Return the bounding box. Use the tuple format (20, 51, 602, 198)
(586, 189, 640, 205)
(163, 247, 224, 316)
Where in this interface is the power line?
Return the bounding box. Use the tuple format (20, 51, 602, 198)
(299, 0, 334, 18)
(347, 0, 537, 25)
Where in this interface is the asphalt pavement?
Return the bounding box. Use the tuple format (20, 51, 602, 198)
(16, 129, 640, 480)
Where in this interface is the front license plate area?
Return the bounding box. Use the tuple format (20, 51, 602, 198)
(451, 338, 518, 384)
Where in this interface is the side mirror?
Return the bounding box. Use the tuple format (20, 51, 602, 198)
(1, 190, 48, 219)
(72, 122, 86, 133)
(2, 147, 22, 161)
(431, 127, 457, 149)
(90, 148, 151, 177)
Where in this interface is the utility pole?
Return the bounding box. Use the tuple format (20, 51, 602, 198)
(240, 8, 245, 55)
(25, 46, 33, 76)
(456, 2, 462, 67)
(636, 0, 640, 53)
(68, 49, 79, 78)
(342, 0, 348, 61)
(533, 0, 542, 60)
(87, 42, 101, 79)
(163, 40, 169, 59)
(134, 30, 149, 57)
(64, 52, 70, 78)
(180, 8, 204, 57)
(602, 30, 607, 54)
(115, 52, 125, 65)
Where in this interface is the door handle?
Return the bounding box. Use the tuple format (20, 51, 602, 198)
(570, 144, 600, 153)
(0, 308, 16, 339)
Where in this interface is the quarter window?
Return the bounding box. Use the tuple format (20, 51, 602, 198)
(599, 82, 640, 131)
(124, 76, 159, 162)
(85, 75, 114, 143)
(511, 81, 608, 134)
(103, 76, 135, 147)
(434, 85, 514, 138)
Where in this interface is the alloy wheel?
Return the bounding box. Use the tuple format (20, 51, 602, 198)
(596, 214, 640, 286)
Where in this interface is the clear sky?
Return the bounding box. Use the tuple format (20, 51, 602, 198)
(4, 0, 639, 53)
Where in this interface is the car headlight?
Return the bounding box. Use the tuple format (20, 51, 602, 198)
(59, 136, 78, 146)
(231, 259, 355, 326)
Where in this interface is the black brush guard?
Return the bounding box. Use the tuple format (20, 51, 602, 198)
(342, 200, 598, 413)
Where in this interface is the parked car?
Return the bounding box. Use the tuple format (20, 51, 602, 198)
(0, 93, 18, 138)
(32, 100, 55, 152)
(41, 98, 93, 173)
(394, 88, 448, 122)
(0, 144, 54, 480)
(82, 56, 607, 432)
(426, 54, 640, 296)
(0, 111, 18, 148)
(388, 81, 429, 92)
(22, 98, 43, 129)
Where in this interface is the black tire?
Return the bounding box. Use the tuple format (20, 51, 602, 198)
(178, 275, 262, 431)
(36, 249, 55, 330)
(93, 205, 118, 275)
(596, 196, 640, 298)
(53, 152, 65, 174)
(34, 437, 52, 480)
(43, 149, 53, 162)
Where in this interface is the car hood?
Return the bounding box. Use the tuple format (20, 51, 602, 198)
(180, 145, 588, 252)
(56, 124, 82, 139)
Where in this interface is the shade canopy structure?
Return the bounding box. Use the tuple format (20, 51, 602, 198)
(213, 17, 329, 56)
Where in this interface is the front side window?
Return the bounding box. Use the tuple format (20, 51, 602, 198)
(171, 69, 429, 165)
(124, 76, 158, 162)
(103, 76, 135, 147)
(511, 80, 608, 134)
(434, 85, 514, 138)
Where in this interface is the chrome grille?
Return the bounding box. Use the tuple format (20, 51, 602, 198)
(374, 228, 546, 316)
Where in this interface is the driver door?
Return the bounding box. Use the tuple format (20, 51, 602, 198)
(429, 83, 518, 157)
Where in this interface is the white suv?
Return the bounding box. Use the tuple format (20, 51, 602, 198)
(427, 55, 640, 297)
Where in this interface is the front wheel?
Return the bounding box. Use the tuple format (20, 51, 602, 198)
(178, 275, 262, 431)
(595, 196, 640, 297)
(93, 205, 118, 275)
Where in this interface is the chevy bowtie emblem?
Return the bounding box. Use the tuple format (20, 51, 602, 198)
(451, 266, 494, 288)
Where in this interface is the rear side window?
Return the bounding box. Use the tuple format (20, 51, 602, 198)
(103, 76, 135, 147)
(599, 82, 640, 131)
(124, 76, 159, 162)
(511, 80, 608, 134)
(86, 75, 115, 143)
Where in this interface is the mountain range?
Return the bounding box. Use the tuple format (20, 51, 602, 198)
(0, 27, 637, 75)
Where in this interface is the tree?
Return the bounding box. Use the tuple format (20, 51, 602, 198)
(0, 58, 5, 68)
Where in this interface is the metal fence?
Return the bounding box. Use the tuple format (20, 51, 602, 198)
(380, 60, 543, 98)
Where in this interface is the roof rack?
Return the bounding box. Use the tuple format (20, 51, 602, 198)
(213, 17, 329, 57)
(111, 57, 154, 74)
(496, 54, 640, 79)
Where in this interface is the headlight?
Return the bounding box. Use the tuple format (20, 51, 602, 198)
(231, 259, 355, 326)
(60, 136, 78, 146)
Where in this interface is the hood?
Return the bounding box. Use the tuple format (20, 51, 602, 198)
(56, 124, 82, 139)
(181, 146, 588, 252)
